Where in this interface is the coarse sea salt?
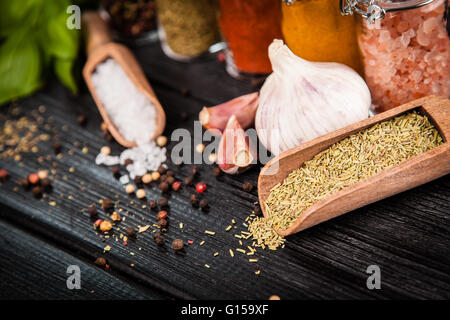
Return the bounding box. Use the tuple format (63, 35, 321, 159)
(91, 58, 156, 144)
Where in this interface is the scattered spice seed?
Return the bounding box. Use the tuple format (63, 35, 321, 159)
(249, 258, 258, 263)
(87, 205, 98, 217)
(40, 178, 51, 191)
(196, 143, 205, 153)
(148, 199, 157, 209)
(199, 240, 205, 246)
(136, 189, 146, 199)
(52, 141, 62, 154)
(212, 167, 221, 177)
(184, 176, 194, 186)
(111, 211, 121, 222)
(0, 169, 8, 182)
(255, 270, 261, 275)
(196, 182, 207, 193)
(100, 146, 111, 155)
(172, 239, 184, 251)
(158, 197, 169, 207)
(157, 210, 168, 220)
(158, 181, 169, 193)
(172, 181, 181, 191)
(189, 194, 199, 207)
(269, 295, 281, 300)
(156, 136, 167, 147)
(204, 230, 215, 235)
(160, 174, 168, 182)
(229, 249, 234, 257)
(93, 219, 102, 229)
(142, 173, 152, 184)
(225, 225, 232, 231)
(204, 264, 211, 269)
(100, 220, 113, 232)
(28, 173, 40, 185)
(213, 252, 219, 257)
(37, 170, 48, 179)
(124, 158, 133, 166)
(31, 186, 42, 198)
(125, 184, 135, 194)
(166, 170, 174, 177)
(253, 204, 262, 216)
(242, 181, 254, 192)
(166, 176, 175, 185)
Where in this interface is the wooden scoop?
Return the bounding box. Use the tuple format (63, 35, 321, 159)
(258, 96, 450, 236)
(82, 11, 166, 148)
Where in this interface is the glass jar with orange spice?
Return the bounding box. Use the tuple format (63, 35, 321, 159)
(281, 0, 363, 75)
(217, 0, 283, 78)
(341, 0, 449, 112)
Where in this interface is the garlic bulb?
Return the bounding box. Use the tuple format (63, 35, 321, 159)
(256, 39, 371, 155)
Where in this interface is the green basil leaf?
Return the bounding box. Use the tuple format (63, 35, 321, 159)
(54, 58, 77, 94)
(0, 29, 43, 105)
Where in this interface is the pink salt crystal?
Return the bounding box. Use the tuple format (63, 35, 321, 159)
(379, 30, 391, 43)
(416, 26, 431, 46)
(411, 70, 423, 83)
(396, 20, 409, 33)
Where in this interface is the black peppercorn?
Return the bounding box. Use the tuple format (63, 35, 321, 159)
(124, 158, 133, 166)
(189, 165, 199, 176)
(157, 165, 167, 174)
(158, 181, 169, 193)
(158, 197, 169, 207)
(0, 169, 9, 182)
(31, 186, 42, 198)
(172, 239, 184, 251)
(184, 176, 194, 186)
(126, 227, 136, 237)
(166, 170, 174, 177)
(242, 181, 254, 192)
(52, 141, 62, 154)
(134, 176, 143, 187)
(148, 199, 157, 209)
(77, 114, 88, 126)
(87, 204, 98, 217)
(189, 194, 199, 207)
(213, 167, 222, 177)
(199, 199, 208, 209)
(160, 174, 168, 182)
(154, 234, 165, 246)
(102, 198, 114, 210)
(41, 178, 52, 191)
(254, 204, 262, 216)
(94, 257, 107, 267)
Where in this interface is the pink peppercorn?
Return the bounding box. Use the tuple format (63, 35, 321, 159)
(196, 182, 207, 193)
(172, 181, 181, 191)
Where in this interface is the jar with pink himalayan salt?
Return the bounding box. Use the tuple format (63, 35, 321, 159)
(341, 0, 449, 113)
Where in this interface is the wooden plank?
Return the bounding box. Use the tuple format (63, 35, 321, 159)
(0, 218, 168, 299)
(0, 43, 449, 299)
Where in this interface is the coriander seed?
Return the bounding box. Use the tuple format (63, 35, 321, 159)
(172, 239, 184, 251)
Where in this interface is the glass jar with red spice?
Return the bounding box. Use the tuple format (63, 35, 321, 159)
(217, 0, 283, 79)
(342, 0, 450, 113)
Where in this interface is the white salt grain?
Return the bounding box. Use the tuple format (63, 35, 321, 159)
(91, 58, 156, 144)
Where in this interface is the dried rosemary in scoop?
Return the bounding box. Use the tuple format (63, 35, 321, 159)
(264, 111, 443, 232)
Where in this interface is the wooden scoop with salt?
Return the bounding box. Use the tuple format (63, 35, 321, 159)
(82, 11, 166, 148)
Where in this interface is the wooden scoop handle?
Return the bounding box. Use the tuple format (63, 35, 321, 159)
(82, 11, 112, 55)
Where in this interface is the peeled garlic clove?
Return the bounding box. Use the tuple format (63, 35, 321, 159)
(256, 39, 371, 156)
(217, 115, 256, 174)
(199, 92, 259, 133)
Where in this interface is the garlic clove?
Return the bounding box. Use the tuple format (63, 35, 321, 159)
(217, 115, 256, 174)
(199, 92, 259, 133)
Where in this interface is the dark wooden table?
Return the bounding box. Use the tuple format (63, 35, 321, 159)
(1, 41, 449, 300)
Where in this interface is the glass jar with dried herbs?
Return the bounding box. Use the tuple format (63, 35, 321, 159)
(341, 0, 450, 113)
(217, 0, 283, 78)
(102, 0, 157, 41)
(156, 0, 221, 61)
(281, 0, 363, 75)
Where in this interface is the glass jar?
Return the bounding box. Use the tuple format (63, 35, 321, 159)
(156, 0, 221, 61)
(281, 0, 363, 74)
(342, 0, 450, 112)
(217, 0, 283, 79)
(102, 0, 157, 43)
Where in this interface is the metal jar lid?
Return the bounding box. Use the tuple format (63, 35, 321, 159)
(340, 0, 437, 23)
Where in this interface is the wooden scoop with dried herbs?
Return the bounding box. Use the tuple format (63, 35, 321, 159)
(263, 111, 443, 233)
